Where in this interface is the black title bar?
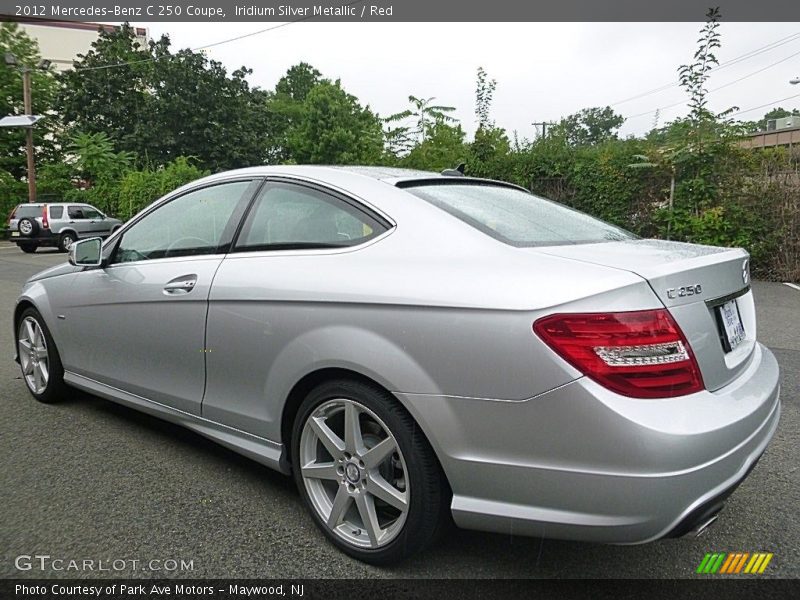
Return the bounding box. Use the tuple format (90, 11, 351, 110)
(3, 0, 800, 22)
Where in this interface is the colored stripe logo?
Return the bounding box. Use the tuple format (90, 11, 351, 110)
(696, 552, 773, 574)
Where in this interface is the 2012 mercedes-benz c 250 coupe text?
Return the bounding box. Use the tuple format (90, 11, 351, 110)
(14, 166, 780, 564)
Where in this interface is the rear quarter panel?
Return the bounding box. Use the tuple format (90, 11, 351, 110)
(202, 220, 661, 442)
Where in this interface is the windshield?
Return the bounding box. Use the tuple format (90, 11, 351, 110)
(405, 183, 634, 247)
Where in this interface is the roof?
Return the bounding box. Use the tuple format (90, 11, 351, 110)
(324, 166, 438, 181)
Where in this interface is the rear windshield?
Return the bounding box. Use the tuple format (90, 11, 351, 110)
(14, 205, 42, 219)
(405, 183, 634, 247)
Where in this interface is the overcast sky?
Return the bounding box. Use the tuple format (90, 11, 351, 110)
(130, 21, 800, 140)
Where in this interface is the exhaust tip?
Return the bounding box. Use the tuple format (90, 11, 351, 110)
(690, 513, 720, 537)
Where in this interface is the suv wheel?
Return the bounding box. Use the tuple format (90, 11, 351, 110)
(18, 243, 38, 254)
(17, 308, 70, 403)
(18, 217, 39, 237)
(292, 379, 448, 564)
(58, 232, 76, 252)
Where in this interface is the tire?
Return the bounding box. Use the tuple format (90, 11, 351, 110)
(18, 217, 39, 237)
(291, 378, 448, 564)
(58, 232, 76, 253)
(18, 243, 38, 254)
(16, 308, 70, 404)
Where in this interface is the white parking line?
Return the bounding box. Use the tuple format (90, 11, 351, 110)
(784, 282, 800, 292)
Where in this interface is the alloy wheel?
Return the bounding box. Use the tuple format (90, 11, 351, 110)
(299, 398, 409, 549)
(19, 220, 32, 235)
(18, 316, 50, 395)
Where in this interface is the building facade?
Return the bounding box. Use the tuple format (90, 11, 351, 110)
(13, 19, 149, 72)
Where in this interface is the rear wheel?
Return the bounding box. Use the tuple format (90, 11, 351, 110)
(58, 232, 76, 252)
(17, 308, 69, 404)
(18, 243, 38, 253)
(292, 379, 448, 564)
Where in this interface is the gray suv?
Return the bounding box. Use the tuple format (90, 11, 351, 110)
(8, 203, 123, 253)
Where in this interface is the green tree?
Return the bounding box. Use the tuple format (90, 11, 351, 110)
(287, 81, 383, 164)
(68, 131, 133, 184)
(275, 62, 324, 102)
(552, 106, 625, 147)
(266, 62, 327, 163)
(58, 23, 151, 155)
(0, 22, 59, 182)
(402, 120, 467, 171)
(144, 43, 270, 170)
(406, 95, 457, 142)
(475, 66, 496, 130)
(60, 25, 273, 171)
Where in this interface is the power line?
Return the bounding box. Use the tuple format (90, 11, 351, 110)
(76, 0, 366, 72)
(609, 31, 800, 107)
(624, 45, 800, 122)
(730, 92, 800, 117)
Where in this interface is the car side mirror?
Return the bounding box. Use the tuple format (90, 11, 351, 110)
(69, 237, 103, 267)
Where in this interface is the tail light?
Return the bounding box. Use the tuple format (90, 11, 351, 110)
(41, 204, 48, 229)
(7, 206, 17, 224)
(533, 310, 704, 398)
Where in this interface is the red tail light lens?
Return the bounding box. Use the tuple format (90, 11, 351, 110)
(41, 205, 48, 229)
(533, 310, 704, 398)
(7, 206, 17, 223)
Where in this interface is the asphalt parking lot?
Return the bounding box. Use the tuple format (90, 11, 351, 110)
(1, 244, 798, 579)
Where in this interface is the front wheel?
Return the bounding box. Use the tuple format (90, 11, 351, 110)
(292, 379, 449, 564)
(17, 308, 70, 403)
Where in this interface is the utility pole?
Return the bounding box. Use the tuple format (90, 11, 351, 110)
(22, 67, 36, 203)
(532, 122, 550, 139)
(4, 53, 50, 203)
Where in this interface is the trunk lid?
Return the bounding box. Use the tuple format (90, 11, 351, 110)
(533, 239, 755, 391)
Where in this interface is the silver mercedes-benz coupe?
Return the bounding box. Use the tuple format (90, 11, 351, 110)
(14, 166, 780, 564)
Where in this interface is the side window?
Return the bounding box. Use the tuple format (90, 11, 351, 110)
(81, 206, 103, 219)
(67, 206, 84, 219)
(113, 181, 252, 264)
(48, 206, 63, 219)
(236, 183, 387, 251)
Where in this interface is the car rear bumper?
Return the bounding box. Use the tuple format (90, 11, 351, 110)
(13, 229, 55, 245)
(398, 342, 780, 543)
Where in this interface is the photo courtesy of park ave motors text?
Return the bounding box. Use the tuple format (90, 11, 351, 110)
(1, 0, 799, 590)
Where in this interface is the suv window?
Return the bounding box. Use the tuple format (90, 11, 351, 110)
(14, 205, 42, 219)
(67, 206, 84, 219)
(404, 183, 634, 247)
(236, 182, 386, 251)
(113, 181, 251, 263)
(81, 206, 103, 219)
(49, 206, 64, 219)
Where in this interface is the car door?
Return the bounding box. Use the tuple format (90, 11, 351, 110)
(80, 205, 113, 236)
(66, 205, 91, 237)
(60, 179, 259, 415)
(203, 180, 390, 438)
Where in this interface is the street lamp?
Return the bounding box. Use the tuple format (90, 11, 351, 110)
(4, 52, 50, 203)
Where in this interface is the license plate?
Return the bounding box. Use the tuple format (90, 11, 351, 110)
(11, 231, 19, 237)
(718, 299, 746, 351)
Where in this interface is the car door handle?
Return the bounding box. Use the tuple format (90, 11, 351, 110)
(163, 275, 198, 295)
